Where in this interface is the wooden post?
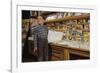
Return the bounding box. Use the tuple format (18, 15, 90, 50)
(64, 49, 70, 60)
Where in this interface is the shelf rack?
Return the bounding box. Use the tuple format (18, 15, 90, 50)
(45, 15, 90, 23)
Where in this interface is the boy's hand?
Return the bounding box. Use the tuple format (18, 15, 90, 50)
(34, 47, 37, 52)
(32, 47, 37, 55)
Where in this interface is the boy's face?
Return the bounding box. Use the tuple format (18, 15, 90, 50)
(38, 16, 44, 25)
(30, 18, 38, 26)
(32, 18, 37, 23)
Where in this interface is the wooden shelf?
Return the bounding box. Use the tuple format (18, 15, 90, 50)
(45, 15, 90, 23)
(22, 15, 90, 24)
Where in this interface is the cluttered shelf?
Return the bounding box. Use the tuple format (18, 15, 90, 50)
(22, 12, 90, 43)
(22, 15, 90, 23)
(45, 15, 90, 23)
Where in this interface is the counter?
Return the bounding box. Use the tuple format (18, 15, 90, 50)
(49, 40, 90, 61)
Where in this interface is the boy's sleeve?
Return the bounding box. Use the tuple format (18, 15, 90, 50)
(33, 28, 38, 49)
